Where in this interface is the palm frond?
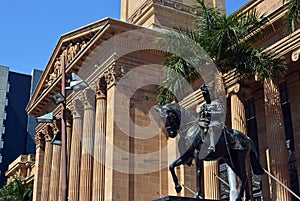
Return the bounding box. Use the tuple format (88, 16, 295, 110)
(285, 0, 300, 33)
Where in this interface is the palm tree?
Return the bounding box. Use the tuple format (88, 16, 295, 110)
(284, 0, 300, 33)
(0, 178, 33, 201)
(157, 0, 286, 104)
(157, 0, 292, 200)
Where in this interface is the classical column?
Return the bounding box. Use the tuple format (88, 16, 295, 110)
(92, 78, 107, 201)
(227, 83, 244, 201)
(32, 132, 45, 201)
(49, 120, 62, 201)
(264, 79, 291, 201)
(40, 125, 54, 201)
(204, 161, 220, 199)
(68, 99, 83, 201)
(79, 88, 96, 201)
(104, 63, 130, 201)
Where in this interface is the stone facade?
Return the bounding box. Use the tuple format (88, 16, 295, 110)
(25, 0, 300, 201)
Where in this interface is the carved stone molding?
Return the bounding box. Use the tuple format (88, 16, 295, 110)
(80, 88, 95, 110)
(93, 77, 107, 100)
(104, 63, 126, 89)
(70, 99, 84, 119)
(44, 40, 87, 90)
(42, 125, 54, 142)
(35, 132, 45, 149)
(227, 83, 240, 96)
(52, 119, 61, 135)
(291, 48, 300, 62)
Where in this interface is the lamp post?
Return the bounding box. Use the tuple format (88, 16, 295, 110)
(60, 55, 68, 201)
(37, 55, 87, 201)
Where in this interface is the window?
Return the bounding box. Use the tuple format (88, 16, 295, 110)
(3, 112, 6, 120)
(6, 82, 10, 93)
(0, 155, 2, 163)
(279, 82, 300, 200)
(5, 97, 8, 107)
(0, 141, 3, 149)
(2, 126, 5, 134)
(245, 98, 262, 201)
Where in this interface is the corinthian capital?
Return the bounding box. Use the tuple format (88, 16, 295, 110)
(35, 132, 45, 149)
(70, 99, 84, 118)
(42, 125, 54, 142)
(80, 88, 95, 109)
(104, 63, 126, 89)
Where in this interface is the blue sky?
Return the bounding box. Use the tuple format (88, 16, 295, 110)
(0, 0, 249, 75)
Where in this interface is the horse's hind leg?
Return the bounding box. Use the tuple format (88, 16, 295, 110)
(194, 149, 203, 198)
(169, 156, 185, 193)
(235, 155, 251, 201)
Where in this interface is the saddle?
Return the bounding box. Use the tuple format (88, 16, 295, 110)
(198, 119, 244, 151)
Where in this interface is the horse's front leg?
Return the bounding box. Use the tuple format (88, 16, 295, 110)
(194, 149, 203, 198)
(169, 156, 185, 193)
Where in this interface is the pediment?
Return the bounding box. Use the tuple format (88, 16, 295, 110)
(26, 18, 142, 116)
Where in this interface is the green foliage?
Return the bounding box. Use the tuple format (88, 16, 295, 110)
(285, 0, 300, 33)
(156, 0, 287, 104)
(0, 178, 33, 201)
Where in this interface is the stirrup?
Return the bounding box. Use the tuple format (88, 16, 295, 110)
(208, 145, 215, 153)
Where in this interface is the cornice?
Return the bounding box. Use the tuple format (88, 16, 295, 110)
(27, 19, 145, 117)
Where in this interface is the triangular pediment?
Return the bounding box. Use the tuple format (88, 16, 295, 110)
(26, 18, 142, 117)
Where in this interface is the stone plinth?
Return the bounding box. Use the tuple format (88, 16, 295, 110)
(153, 196, 223, 201)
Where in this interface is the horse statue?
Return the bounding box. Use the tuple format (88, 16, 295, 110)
(154, 103, 264, 201)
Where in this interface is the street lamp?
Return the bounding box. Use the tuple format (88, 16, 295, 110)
(36, 57, 87, 201)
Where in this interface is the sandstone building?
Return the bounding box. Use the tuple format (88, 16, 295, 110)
(25, 0, 300, 201)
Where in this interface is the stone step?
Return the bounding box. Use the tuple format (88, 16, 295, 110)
(153, 196, 225, 201)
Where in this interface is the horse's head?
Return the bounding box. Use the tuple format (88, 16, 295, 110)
(154, 104, 181, 138)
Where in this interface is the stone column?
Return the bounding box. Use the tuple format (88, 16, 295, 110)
(40, 125, 54, 201)
(79, 88, 95, 201)
(32, 132, 45, 201)
(264, 79, 291, 201)
(68, 99, 83, 201)
(253, 88, 271, 201)
(104, 64, 130, 201)
(227, 83, 244, 201)
(92, 78, 107, 201)
(204, 161, 220, 199)
(49, 120, 62, 201)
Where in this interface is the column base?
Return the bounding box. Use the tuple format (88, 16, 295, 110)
(153, 196, 224, 201)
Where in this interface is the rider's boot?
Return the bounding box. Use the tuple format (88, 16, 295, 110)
(208, 128, 215, 153)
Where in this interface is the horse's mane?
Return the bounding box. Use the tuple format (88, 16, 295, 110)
(164, 103, 197, 134)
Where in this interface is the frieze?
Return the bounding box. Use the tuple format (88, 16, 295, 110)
(44, 40, 87, 89)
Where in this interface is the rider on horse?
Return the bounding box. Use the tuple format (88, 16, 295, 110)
(199, 83, 225, 153)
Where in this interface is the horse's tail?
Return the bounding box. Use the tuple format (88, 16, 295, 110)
(249, 138, 264, 175)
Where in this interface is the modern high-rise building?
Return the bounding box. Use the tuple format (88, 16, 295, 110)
(0, 65, 42, 186)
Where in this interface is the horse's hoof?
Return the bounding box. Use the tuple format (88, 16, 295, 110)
(193, 193, 200, 198)
(175, 185, 182, 193)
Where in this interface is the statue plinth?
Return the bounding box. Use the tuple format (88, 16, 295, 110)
(153, 196, 224, 201)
